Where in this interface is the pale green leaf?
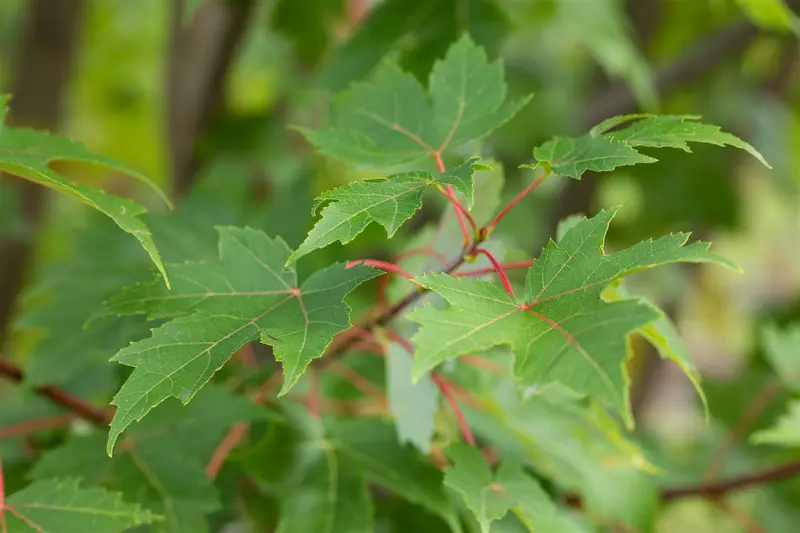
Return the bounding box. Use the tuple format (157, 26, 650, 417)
(104, 227, 379, 455)
(534, 115, 770, 179)
(761, 322, 800, 391)
(602, 280, 709, 418)
(752, 401, 800, 447)
(444, 444, 587, 533)
(410, 208, 736, 422)
(735, 0, 800, 32)
(444, 444, 514, 532)
(5, 479, 158, 533)
(0, 94, 171, 287)
(289, 159, 478, 262)
(387, 340, 439, 453)
(302, 35, 530, 167)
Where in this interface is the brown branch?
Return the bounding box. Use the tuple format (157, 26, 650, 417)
(661, 461, 800, 501)
(0, 358, 110, 426)
(166, 0, 256, 197)
(0, 0, 86, 347)
(704, 378, 783, 481)
(0, 413, 75, 439)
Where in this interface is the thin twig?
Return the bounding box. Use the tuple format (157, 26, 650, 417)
(0, 359, 110, 426)
(661, 460, 800, 501)
(704, 378, 782, 481)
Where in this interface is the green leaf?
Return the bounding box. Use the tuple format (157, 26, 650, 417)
(0, 94, 171, 287)
(31, 386, 269, 532)
(752, 401, 800, 447)
(410, 208, 736, 422)
(386, 340, 439, 453)
(302, 35, 531, 167)
(534, 115, 770, 179)
(104, 227, 379, 455)
(761, 322, 800, 391)
(328, 419, 462, 531)
(444, 444, 586, 533)
(735, 0, 800, 32)
(290, 159, 477, 262)
(602, 280, 709, 419)
(4, 478, 158, 533)
(275, 409, 374, 533)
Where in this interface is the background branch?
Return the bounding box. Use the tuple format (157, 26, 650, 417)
(0, 0, 86, 348)
(166, 0, 256, 197)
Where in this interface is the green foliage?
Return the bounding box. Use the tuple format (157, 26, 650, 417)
(103, 227, 378, 454)
(410, 208, 736, 422)
(533, 114, 770, 178)
(0, 95, 170, 287)
(301, 35, 530, 167)
(4, 479, 158, 533)
(444, 444, 586, 533)
(291, 159, 479, 261)
(3, 7, 797, 533)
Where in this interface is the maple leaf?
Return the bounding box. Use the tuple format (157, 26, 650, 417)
(409, 208, 737, 423)
(444, 444, 587, 533)
(104, 227, 378, 455)
(290, 158, 478, 262)
(533, 114, 770, 179)
(0, 95, 171, 287)
(3, 478, 158, 533)
(301, 35, 531, 167)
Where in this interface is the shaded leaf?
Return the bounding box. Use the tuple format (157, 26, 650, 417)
(30, 387, 269, 532)
(275, 408, 373, 533)
(534, 115, 770, 179)
(602, 280, 708, 418)
(328, 419, 461, 531)
(386, 340, 438, 452)
(410, 208, 736, 422)
(290, 159, 477, 262)
(104, 227, 378, 454)
(4, 478, 158, 533)
(0, 94, 170, 286)
(303, 35, 530, 167)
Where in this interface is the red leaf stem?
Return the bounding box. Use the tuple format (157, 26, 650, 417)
(484, 169, 550, 234)
(473, 249, 515, 297)
(454, 260, 534, 278)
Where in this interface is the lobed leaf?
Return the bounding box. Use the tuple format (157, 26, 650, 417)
(534, 114, 770, 179)
(302, 35, 531, 167)
(104, 227, 379, 455)
(290, 158, 477, 262)
(410, 208, 737, 423)
(4, 478, 158, 533)
(0, 95, 171, 287)
(444, 444, 587, 533)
